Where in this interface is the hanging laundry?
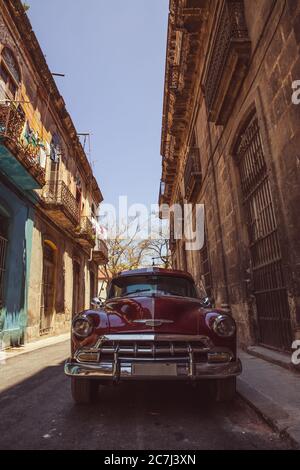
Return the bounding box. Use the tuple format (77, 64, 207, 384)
(39, 145, 47, 169)
(23, 121, 37, 146)
(50, 132, 61, 163)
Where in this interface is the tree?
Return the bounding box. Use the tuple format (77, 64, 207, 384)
(98, 217, 171, 283)
(145, 238, 171, 268)
(98, 225, 150, 281)
(22, 2, 30, 11)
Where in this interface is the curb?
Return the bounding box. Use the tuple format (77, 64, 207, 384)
(237, 377, 300, 449)
(2, 334, 70, 361)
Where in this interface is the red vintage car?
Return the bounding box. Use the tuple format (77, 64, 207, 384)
(65, 268, 242, 403)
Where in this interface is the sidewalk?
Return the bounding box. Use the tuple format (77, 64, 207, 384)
(237, 350, 300, 448)
(1, 333, 70, 361)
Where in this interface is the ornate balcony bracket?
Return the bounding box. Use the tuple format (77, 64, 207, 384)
(203, 0, 251, 126)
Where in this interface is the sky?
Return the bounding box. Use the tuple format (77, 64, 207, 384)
(28, 0, 169, 210)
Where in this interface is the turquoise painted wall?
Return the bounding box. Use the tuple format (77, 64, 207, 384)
(0, 180, 34, 347)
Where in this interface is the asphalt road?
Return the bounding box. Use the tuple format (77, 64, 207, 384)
(0, 341, 291, 450)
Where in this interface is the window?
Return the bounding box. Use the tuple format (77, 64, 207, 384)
(108, 275, 198, 299)
(235, 112, 292, 350)
(0, 47, 20, 99)
(184, 132, 202, 201)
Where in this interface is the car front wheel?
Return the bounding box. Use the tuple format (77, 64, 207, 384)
(71, 377, 99, 404)
(212, 377, 237, 402)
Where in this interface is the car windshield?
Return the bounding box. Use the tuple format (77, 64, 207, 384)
(108, 275, 198, 299)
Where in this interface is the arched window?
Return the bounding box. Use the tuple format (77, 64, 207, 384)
(0, 47, 20, 99)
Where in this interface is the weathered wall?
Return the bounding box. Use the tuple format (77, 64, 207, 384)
(26, 212, 95, 341)
(0, 2, 105, 345)
(0, 178, 34, 347)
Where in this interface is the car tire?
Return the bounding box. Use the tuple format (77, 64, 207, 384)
(71, 378, 99, 404)
(213, 377, 236, 402)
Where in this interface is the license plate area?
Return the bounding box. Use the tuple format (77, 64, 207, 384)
(132, 363, 177, 377)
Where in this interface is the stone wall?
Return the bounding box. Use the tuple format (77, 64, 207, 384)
(167, 0, 300, 349)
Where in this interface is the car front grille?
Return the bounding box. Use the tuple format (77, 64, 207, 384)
(100, 340, 208, 360)
(76, 335, 212, 363)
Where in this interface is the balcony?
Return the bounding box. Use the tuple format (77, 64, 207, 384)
(203, 0, 251, 125)
(75, 216, 96, 248)
(184, 147, 202, 201)
(41, 181, 80, 228)
(92, 238, 108, 265)
(0, 102, 46, 189)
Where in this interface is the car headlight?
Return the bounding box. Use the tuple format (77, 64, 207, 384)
(72, 316, 93, 338)
(213, 315, 236, 338)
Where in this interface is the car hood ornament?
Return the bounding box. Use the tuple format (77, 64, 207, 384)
(133, 319, 174, 327)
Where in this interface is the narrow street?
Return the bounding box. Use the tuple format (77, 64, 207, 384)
(0, 342, 290, 450)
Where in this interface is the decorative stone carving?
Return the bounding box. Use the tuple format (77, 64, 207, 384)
(203, 0, 251, 125)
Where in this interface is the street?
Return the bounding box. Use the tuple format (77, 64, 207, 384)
(0, 342, 291, 450)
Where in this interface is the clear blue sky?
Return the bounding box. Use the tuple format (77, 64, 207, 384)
(28, 0, 169, 209)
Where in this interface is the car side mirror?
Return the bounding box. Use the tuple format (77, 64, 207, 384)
(200, 296, 213, 308)
(91, 297, 103, 309)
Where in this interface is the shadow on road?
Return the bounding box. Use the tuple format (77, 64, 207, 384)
(0, 360, 289, 450)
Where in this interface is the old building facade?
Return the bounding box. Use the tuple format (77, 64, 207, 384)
(0, 0, 108, 347)
(159, 0, 300, 351)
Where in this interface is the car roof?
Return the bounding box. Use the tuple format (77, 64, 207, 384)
(113, 267, 194, 281)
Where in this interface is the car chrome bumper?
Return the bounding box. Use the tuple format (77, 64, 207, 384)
(64, 358, 242, 381)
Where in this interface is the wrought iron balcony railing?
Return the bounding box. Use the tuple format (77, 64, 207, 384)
(92, 238, 109, 265)
(42, 181, 80, 226)
(75, 216, 96, 247)
(0, 102, 46, 186)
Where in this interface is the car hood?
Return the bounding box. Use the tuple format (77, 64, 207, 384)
(103, 294, 208, 335)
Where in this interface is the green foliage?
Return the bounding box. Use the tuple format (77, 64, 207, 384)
(22, 2, 30, 12)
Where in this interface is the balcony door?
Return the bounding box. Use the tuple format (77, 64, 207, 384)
(72, 260, 81, 316)
(48, 160, 60, 194)
(40, 241, 56, 335)
(90, 270, 96, 300)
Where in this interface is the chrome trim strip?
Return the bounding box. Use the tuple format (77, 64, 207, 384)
(95, 334, 213, 347)
(65, 359, 242, 380)
(133, 319, 174, 327)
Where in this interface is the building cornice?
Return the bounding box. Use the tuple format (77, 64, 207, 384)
(160, 0, 209, 206)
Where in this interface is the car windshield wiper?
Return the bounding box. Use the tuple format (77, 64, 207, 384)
(157, 290, 184, 297)
(121, 289, 152, 297)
